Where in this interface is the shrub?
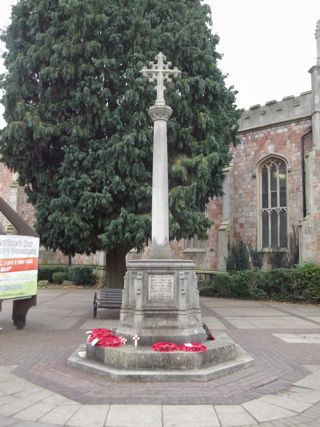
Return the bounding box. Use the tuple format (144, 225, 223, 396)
(231, 270, 266, 299)
(198, 263, 320, 303)
(226, 239, 250, 272)
(198, 275, 215, 297)
(214, 273, 233, 297)
(248, 244, 263, 269)
(198, 273, 233, 297)
(294, 263, 320, 302)
(269, 251, 289, 269)
(38, 265, 69, 282)
(68, 266, 96, 286)
(260, 268, 293, 299)
(287, 226, 299, 267)
(52, 272, 69, 284)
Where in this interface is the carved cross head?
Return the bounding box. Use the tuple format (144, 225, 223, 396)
(141, 52, 181, 106)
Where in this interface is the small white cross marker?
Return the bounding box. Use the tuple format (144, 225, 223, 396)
(132, 335, 140, 348)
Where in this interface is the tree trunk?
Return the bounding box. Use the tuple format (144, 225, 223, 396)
(105, 244, 127, 288)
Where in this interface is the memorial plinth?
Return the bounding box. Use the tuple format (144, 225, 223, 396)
(116, 259, 206, 345)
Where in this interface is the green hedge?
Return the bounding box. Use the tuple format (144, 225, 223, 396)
(198, 263, 320, 303)
(52, 272, 69, 284)
(38, 265, 96, 286)
(68, 266, 96, 286)
(38, 266, 69, 282)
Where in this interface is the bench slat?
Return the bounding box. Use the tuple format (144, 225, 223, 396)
(93, 288, 123, 318)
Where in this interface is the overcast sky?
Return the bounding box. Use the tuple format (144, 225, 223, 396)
(0, 0, 319, 128)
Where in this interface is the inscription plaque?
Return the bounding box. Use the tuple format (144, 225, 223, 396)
(148, 275, 174, 302)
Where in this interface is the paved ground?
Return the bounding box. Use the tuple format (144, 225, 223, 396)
(1, 289, 320, 426)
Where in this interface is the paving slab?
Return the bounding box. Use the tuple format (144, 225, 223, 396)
(0, 414, 17, 426)
(303, 364, 320, 373)
(105, 405, 162, 427)
(0, 379, 34, 395)
(66, 405, 109, 426)
(27, 317, 80, 330)
(226, 316, 319, 329)
(12, 388, 54, 403)
(273, 333, 320, 343)
(258, 393, 313, 413)
(293, 371, 320, 390)
(213, 308, 287, 317)
(40, 394, 79, 406)
(307, 317, 320, 324)
(223, 317, 258, 329)
(0, 396, 33, 417)
(268, 303, 320, 316)
(277, 386, 320, 404)
(242, 399, 297, 422)
(14, 402, 56, 421)
(202, 317, 228, 330)
(163, 405, 220, 427)
(38, 405, 80, 425)
(80, 319, 120, 330)
(215, 404, 257, 426)
(202, 298, 265, 307)
(10, 421, 62, 427)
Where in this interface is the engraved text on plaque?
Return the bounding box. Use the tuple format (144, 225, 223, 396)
(148, 275, 174, 302)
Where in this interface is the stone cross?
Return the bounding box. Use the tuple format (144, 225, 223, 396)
(141, 52, 181, 106)
(140, 53, 181, 255)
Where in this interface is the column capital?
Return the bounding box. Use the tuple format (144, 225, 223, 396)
(148, 105, 173, 122)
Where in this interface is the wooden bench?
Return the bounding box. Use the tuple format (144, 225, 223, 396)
(93, 288, 123, 318)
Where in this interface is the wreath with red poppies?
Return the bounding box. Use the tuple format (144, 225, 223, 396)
(179, 342, 207, 352)
(87, 328, 123, 347)
(151, 342, 180, 352)
(151, 341, 207, 353)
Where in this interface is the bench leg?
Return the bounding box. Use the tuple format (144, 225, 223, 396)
(93, 292, 97, 318)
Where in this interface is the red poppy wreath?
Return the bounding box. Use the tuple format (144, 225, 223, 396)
(151, 342, 180, 352)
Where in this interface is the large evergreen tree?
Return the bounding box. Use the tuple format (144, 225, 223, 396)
(0, 0, 239, 287)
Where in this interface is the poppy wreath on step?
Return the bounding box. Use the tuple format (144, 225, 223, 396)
(96, 335, 123, 347)
(87, 328, 115, 345)
(151, 342, 180, 352)
(179, 343, 207, 352)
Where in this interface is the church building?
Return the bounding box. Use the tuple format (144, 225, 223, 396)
(169, 19, 320, 271)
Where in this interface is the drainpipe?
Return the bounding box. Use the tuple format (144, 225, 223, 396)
(301, 129, 312, 218)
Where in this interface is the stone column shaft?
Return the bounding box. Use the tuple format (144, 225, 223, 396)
(148, 105, 172, 253)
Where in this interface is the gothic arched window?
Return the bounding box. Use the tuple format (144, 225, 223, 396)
(259, 157, 288, 249)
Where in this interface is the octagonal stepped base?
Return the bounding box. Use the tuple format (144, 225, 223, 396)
(67, 334, 254, 382)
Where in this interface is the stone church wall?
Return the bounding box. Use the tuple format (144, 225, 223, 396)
(231, 118, 312, 249)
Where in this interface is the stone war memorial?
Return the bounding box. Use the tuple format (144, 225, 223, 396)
(68, 53, 253, 381)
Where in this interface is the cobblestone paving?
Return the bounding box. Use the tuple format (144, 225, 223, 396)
(0, 289, 320, 426)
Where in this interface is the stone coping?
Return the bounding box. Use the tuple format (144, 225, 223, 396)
(68, 342, 254, 382)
